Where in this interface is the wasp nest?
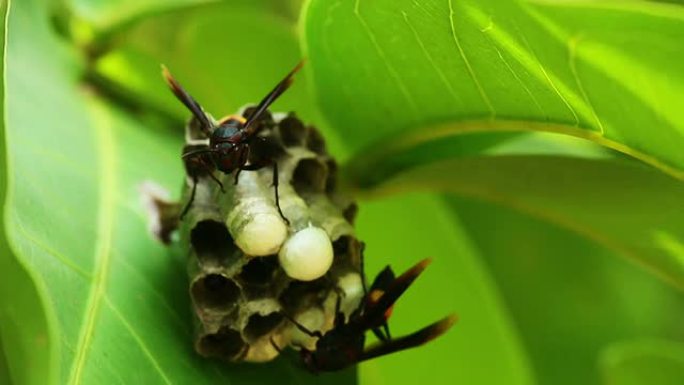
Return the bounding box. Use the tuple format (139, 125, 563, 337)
(178, 107, 364, 362)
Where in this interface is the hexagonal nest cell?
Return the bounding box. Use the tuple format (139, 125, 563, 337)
(177, 109, 364, 362)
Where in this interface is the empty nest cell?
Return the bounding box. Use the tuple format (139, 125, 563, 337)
(277, 114, 307, 146)
(292, 158, 328, 195)
(191, 274, 241, 311)
(197, 327, 246, 360)
(243, 312, 285, 342)
(190, 220, 235, 262)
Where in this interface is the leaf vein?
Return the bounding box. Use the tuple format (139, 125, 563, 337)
(447, 0, 495, 117)
(354, 0, 421, 119)
(569, 35, 605, 134)
(402, 10, 463, 107)
(12, 213, 92, 278)
(492, 43, 547, 120)
(104, 296, 173, 385)
(67, 106, 117, 385)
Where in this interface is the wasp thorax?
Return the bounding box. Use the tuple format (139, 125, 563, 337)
(180, 110, 363, 362)
(211, 124, 242, 144)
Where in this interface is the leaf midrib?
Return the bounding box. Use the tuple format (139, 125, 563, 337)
(66, 103, 117, 385)
(347, 118, 684, 182)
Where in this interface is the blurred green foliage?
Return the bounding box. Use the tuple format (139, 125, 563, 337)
(1, 0, 684, 384)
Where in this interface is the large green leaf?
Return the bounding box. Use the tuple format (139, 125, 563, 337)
(453, 197, 684, 385)
(304, 0, 684, 174)
(2, 0, 355, 383)
(66, 0, 303, 34)
(357, 151, 684, 289)
(303, 0, 684, 289)
(600, 340, 684, 385)
(0, 1, 52, 384)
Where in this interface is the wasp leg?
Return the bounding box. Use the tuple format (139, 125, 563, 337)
(270, 337, 283, 353)
(179, 176, 198, 220)
(282, 312, 324, 339)
(240, 159, 289, 224)
(208, 171, 225, 192)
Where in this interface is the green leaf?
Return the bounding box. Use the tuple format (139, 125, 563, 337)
(66, 0, 218, 32)
(601, 340, 684, 385)
(453, 197, 684, 385)
(65, 0, 304, 34)
(0, 338, 11, 385)
(303, 0, 684, 289)
(3, 0, 354, 383)
(0, 1, 52, 385)
(304, 0, 684, 176)
(358, 150, 684, 290)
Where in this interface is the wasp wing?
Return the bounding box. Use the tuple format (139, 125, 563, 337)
(162, 65, 213, 136)
(367, 265, 395, 341)
(369, 266, 395, 293)
(359, 315, 457, 363)
(243, 60, 305, 133)
(354, 258, 432, 333)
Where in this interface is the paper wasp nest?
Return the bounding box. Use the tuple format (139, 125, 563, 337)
(179, 107, 364, 362)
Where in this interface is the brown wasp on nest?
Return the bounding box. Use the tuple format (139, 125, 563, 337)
(147, 62, 455, 370)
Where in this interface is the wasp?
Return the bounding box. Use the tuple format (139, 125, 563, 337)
(275, 257, 457, 373)
(162, 61, 304, 221)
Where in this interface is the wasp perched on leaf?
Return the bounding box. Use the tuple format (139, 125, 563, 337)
(162, 61, 304, 221)
(274, 257, 457, 373)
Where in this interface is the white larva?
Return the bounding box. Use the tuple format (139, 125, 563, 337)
(279, 226, 333, 281)
(234, 211, 288, 256)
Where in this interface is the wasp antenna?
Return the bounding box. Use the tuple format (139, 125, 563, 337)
(243, 60, 306, 133)
(161, 64, 213, 136)
(425, 314, 458, 343)
(358, 314, 457, 363)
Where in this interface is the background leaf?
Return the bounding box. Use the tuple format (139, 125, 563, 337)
(304, 0, 684, 291)
(356, 194, 534, 384)
(357, 149, 684, 289)
(2, 0, 352, 383)
(600, 340, 684, 385)
(304, 0, 684, 175)
(0, 1, 53, 384)
(453, 197, 684, 385)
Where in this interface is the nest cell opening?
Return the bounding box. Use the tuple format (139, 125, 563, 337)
(191, 274, 241, 310)
(332, 235, 352, 258)
(342, 203, 358, 224)
(244, 312, 285, 341)
(278, 115, 307, 146)
(238, 255, 279, 286)
(324, 159, 338, 193)
(198, 327, 246, 359)
(306, 128, 326, 154)
(292, 158, 327, 195)
(279, 278, 330, 311)
(190, 220, 235, 262)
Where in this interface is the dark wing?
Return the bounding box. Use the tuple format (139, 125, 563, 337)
(243, 60, 305, 134)
(162, 65, 213, 136)
(369, 266, 395, 293)
(353, 258, 432, 332)
(368, 265, 395, 341)
(359, 315, 457, 363)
